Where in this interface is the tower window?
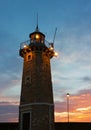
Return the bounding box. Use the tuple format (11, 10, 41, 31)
(26, 77, 30, 81)
(27, 54, 32, 61)
(25, 76, 31, 82)
(25, 76, 31, 87)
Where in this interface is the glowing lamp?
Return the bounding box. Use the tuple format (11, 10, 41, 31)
(49, 47, 54, 51)
(67, 93, 69, 97)
(54, 52, 58, 57)
(23, 45, 27, 48)
(36, 34, 40, 39)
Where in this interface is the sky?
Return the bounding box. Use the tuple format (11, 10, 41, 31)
(0, 0, 91, 122)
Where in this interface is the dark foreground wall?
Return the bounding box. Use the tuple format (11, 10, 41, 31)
(0, 122, 91, 130)
(55, 122, 91, 130)
(0, 123, 18, 130)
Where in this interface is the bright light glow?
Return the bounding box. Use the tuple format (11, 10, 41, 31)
(23, 45, 27, 48)
(54, 52, 58, 57)
(49, 47, 54, 50)
(67, 93, 70, 97)
(36, 34, 40, 39)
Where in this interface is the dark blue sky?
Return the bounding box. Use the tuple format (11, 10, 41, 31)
(0, 0, 91, 122)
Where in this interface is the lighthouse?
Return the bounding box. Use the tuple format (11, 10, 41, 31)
(19, 25, 57, 130)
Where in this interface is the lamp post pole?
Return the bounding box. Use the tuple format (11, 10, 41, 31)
(67, 93, 70, 123)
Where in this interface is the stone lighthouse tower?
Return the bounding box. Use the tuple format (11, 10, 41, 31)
(19, 25, 57, 130)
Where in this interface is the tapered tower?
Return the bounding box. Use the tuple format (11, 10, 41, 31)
(19, 25, 57, 130)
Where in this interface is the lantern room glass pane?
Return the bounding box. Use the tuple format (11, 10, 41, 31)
(30, 33, 44, 43)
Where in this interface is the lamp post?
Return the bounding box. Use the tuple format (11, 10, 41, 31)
(67, 93, 70, 123)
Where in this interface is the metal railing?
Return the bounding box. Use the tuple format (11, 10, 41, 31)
(20, 39, 53, 49)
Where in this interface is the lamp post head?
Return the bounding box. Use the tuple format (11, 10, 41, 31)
(67, 93, 70, 97)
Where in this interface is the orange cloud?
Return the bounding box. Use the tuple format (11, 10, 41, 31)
(55, 89, 91, 122)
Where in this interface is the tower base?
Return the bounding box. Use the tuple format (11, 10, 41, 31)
(19, 103, 55, 130)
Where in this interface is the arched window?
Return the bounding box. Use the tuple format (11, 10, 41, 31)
(27, 54, 32, 61)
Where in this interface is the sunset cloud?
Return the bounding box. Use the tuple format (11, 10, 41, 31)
(54, 88, 91, 122)
(0, 102, 19, 122)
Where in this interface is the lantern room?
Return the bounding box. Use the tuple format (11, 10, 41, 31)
(29, 26, 45, 44)
(19, 25, 58, 58)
